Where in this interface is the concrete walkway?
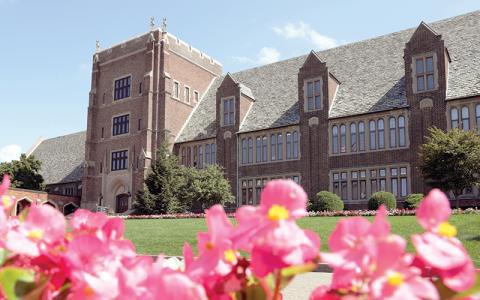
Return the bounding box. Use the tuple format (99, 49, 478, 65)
(283, 273, 332, 300)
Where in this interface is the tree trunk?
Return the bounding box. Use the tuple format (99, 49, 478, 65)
(453, 191, 460, 211)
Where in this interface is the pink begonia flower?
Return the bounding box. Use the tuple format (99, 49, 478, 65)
(234, 180, 320, 277)
(184, 205, 242, 299)
(70, 209, 109, 234)
(369, 237, 439, 300)
(412, 189, 476, 292)
(0, 174, 9, 195)
(117, 256, 154, 299)
(5, 204, 66, 257)
(145, 257, 208, 300)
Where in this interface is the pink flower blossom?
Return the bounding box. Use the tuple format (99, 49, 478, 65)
(5, 204, 66, 257)
(412, 189, 476, 292)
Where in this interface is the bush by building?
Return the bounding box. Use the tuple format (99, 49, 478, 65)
(309, 191, 344, 212)
(404, 193, 424, 209)
(368, 191, 397, 210)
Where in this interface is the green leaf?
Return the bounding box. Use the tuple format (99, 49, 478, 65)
(0, 267, 35, 300)
(0, 249, 7, 266)
(234, 282, 267, 300)
(453, 274, 480, 299)
(281, 263, 317, 278)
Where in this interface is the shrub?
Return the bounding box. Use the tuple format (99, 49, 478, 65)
(368, 191, 397, 210)
(405, 193, 424, 209)
(310, 191, 344, 212)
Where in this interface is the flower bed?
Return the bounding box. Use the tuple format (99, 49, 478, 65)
(0, 175, 478, 299)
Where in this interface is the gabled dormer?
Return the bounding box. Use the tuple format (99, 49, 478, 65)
(215, 73, 254, 131)
(404, 22, 450, 103)
(298, 51, 339, 118)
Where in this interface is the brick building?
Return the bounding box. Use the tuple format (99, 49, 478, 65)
(82, 11, 480, 212)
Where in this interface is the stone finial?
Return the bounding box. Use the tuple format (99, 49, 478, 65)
(95, 40, 100, 53)
(161, 17, 167, 32)
(150, 17, 155, 30)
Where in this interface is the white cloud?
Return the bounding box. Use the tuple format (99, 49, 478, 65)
(257, 47, 281, 64)
(0, 144, 22, 163)
(232, 47, 281, 66)
(273, 21, 338, 50)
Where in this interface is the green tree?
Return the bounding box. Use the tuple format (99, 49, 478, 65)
(419, 128, 480, 209)
(0, 154, 44, 190)
(133, 143, 182, 214)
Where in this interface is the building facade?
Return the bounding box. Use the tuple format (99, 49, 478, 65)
(83, 11, 480, 212)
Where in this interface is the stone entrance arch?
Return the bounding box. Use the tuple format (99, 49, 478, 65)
(63, 202, 78, 215)
(115, 194, 129, 213)
(15, 198, 32, 215)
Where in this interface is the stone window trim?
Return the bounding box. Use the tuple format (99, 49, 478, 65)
(194, 90, 200, 103)
(184, 85, 191, 103)
(329, 111, 409, 156)
(113, 74, 132, 101)
(172, 80, 180, 100)
(178, 139, 216, 168)
(239, 173, 301, 206)
(220, 96, 236, 127)
(411, 52, 439, 94)
(330, 164, 411, 203)
(238, 126, 300, 166)
(111, 112, 131, 138)
(303, 76, 323, 112)
(110, 148, 129, 172)
(446, 99, 480, 131)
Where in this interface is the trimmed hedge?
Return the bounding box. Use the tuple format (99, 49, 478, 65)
(310, 191, 344, 212)
(405, 193, 424, 209)
(368, 191, 397, 210)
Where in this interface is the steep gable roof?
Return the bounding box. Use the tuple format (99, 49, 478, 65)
(30, 131, 86, 185)
(176, 10, 480, 143)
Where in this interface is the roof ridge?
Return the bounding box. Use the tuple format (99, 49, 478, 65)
(42, 131, 86, 142)
(226, 10, 480, 76)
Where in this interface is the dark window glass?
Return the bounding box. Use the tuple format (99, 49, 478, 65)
(223, 98, 235, 126)
(426, 57, 434, 72)
(241, 139, 247, 164)
(451, 108, 459, 129)
(369, 120, 376, 150)
(112, 114, 129, 136)
(462, 106, 470, 130)
(114, 76, 131, 100)
(350, 123, 357, 152)
(417, 76, 425, 91)
(377, 119, 385, 149)
(399, 116, 406, 147)
(211, 143, 216, 164)
(277, 133, 283, 160)
(270, 134, 276, 161)
(286, 132, 292, 159)
(389, 117, 397, 148)
(111, 150, 128, 171)
(476, 104, 480, 130)
(358, 122, 365, 151)
(415, 58, 424, 74)
(314, 80, 321, 109)
(139, 82, 143, 94)
(256, 137, 262, 163)
(332, 126, 339, 154)
(205, 144, 211, 165)
(292, 131, 299, 159)
(307, 82, 314, 111)
(248, 138, 253, 164)
(262, 136, 268, 162)
(391, 178, 398, 197)
(340, 125, 346, 153)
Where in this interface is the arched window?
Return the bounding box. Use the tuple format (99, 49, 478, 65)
(248, 138, 253, 164)
(292, 131, 299, 159)
(350, 123, 357, 152)
(262, 136, 268, 162)
(377, 119, 385, 149)
(462, 106, 470, 130)
(389, 117, 397, 148)
(332, 126, 338, 154)
(211, 143, 216, 164)
(398, 116, 406, 147)
(256, 137, 262, 163)
(451, 108, 459, 129)
(476, 104, 480, 130)
(286, 132, 292, 159)
(369, 120, 376, 150)
(205, 144, 211, 165)
(241, 139, 247, 164)
(277, 133, 283, 160)
(270, 134, 276, 161)
(340, 125, 346, 153)
(358, 122, 365, 151)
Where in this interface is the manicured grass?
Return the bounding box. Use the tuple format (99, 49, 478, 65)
(124, 214, 480, 266)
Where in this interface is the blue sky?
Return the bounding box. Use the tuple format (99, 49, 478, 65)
(0, 0, 478, 162)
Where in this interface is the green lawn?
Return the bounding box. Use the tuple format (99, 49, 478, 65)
(124, 214, 480, 267)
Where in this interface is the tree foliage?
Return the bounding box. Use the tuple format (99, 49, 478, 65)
(419, 128, 480, 208)
(368, 191, 396, 210)
(0, 154, 44, 190)
(309, 191, 344, 212)
(133, 144, 233, 214)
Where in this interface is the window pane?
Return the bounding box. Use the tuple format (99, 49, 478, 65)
(476, 104, 480, 130)
(307, 82, 313, 97)
(315, 96, 321, 109)
(358, 122, 365, 151)
(427, 74, 434, 90)
(332, 126, 338, 154)
(401, 178, 408, 197)
(277, 134, 283, 160)
(248, 138, 253, 163)
(416, 58, 424, 74)
(270, 134, 276, 161)
(262, 136, 268, 162)
(426, 57, 434, 72)
(369, 121, 376, 150)
(308, 97, 314, 111)
(286, 132, 292, 159)
(293, 131, 299, 159)
(389, 117, 396, 148)
(350, 123, 357, 152)
(340, 125, 346, 153)
(314, 80, 321, 94)
(391, 178, 398, 197)
(378, 119, 385, 149)
(417, 76, 425, 91)
(462, 106, 470, 130)
(256, 137, 262, 163)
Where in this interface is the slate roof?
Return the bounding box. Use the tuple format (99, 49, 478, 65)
(177, 11, 480, 143)
(30, 132, 86, 185)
